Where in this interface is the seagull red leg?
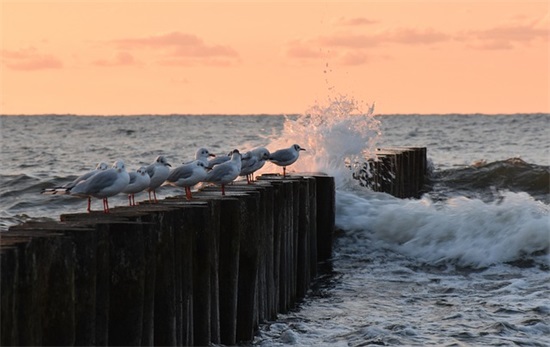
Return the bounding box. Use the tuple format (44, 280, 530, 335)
(87, 196, 92, 213)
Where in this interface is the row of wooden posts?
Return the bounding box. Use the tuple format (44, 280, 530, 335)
(355, 147, 427, 198)
(1, 147, 428, 346)
(1, 174, 335, 346)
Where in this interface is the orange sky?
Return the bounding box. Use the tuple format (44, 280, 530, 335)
(1, 1, 548, 115)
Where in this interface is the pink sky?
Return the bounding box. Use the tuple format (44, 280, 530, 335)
(1, 1, 548, 115)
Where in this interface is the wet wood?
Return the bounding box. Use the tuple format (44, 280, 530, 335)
(1, 175, 335, 346)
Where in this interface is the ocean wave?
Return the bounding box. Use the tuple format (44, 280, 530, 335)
(428, 158, 550, 203)
(336, 189, 550, 269)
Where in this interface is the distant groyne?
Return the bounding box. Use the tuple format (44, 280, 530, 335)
(356, 147, 427, 198)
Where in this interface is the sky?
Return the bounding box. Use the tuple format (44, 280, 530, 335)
(1, 1, 548, 115)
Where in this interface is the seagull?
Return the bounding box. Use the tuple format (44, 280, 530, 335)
(240, 147, 270, 183)
(206, 151, 232, 170)
(69, 160, 130, 213)
(164, 160, 208, 200)
(41, 161, 109, 212)
(145, 155, 171, 203)
(194, 147, 216, 166)
(269, 144, 306, 177)
(122, 166, 151, 206)
(204, 149, 242, 195)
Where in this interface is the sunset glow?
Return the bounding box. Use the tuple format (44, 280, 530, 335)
(1, 1, 548, 115)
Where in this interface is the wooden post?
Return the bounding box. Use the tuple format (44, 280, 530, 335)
(2, 174, 340, 346)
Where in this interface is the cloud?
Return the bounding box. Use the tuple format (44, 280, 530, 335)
(92, 51, 137, 67)
(336, 16, 378, 26)
(1, 47, 63, 71)
(382, 28, 450, 45)
(318, 28, 450, 48)
(339, 51, 369, 66)
(463, 23, 549, 50)
(285, 40, 325, 59)
(112, 31, 239, 61)
(284, 26, 450, 66)
(158, 57, 236, 67)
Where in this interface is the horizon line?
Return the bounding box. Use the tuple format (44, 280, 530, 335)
(1, 112, 549, 117)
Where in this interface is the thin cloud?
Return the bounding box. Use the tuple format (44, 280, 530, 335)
(336, 16, 378, 26)
(383, 28, 450, 45)
(285, 40, 325, 59)
(284, 27, 450, 66)
(1, 47, 63, 71)
(158, 57, 236, 67)
(463, 23, 549, 50)
(317, 33, 381, 48)
(92, 51, 137, 67)
(318, 28, 450, 48)
(113, 31, 239, 59)
(339, 51, 369, 66)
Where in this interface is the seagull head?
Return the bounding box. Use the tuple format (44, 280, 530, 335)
(96, 162, 109, 170)
(156, 155, 172, 167)
(113, 160, 126, 172)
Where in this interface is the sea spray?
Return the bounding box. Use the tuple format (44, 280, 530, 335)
(262, 94, 380, 189)
(265, 97, 549, 268)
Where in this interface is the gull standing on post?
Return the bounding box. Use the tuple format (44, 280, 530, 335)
(69, 160, 130, 213)
(206, 151, 232, 170)
(145, 155, 171, 203)
(194, 147, 216, 166)
(164, 160, 208, 200)
(41, 161, 109, 212)
(269, 144, 305, 177)
(204, 149, 242, 195)
(240, 147, 270, 183)
(122, 166, 151, 206)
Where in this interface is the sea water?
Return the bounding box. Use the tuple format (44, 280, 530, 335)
(0, 101, 549, 346)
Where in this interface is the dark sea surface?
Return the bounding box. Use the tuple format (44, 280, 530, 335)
(1, 108, 549, 346)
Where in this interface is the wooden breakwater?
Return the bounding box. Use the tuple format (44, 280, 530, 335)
(355, 147, 427, 198)
(0, 174, 335, 346)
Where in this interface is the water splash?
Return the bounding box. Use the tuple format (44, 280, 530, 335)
(264, 94, 380, 189)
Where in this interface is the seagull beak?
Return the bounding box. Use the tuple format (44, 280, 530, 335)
(167, 163, 172, 167)
(209, 153, 216, 157)
(300, 148, 306, 151)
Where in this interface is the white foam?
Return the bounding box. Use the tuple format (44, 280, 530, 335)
(265, 96, 550, 268)
(336, 189, 550, 268)
(261, 95, 380, 188)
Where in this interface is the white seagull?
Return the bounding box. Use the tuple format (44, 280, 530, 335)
(69, 160, 130, 213)
(122, 166, 151, 206)
(206, 151, 232, 170)
(269, 144, 306, 177)
(194, 147, 216, 166)
(204, 149, 242, 195)
(240, 147, 270, 184)
(145, 155, 171, 203)
(41, 161, 109, 212)
(164, 160, 208, 200)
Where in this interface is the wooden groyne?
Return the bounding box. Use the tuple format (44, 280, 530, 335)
(1, 147, 427, 346)
(1, 174, 335, 346)
(355, 147, 427, 198)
